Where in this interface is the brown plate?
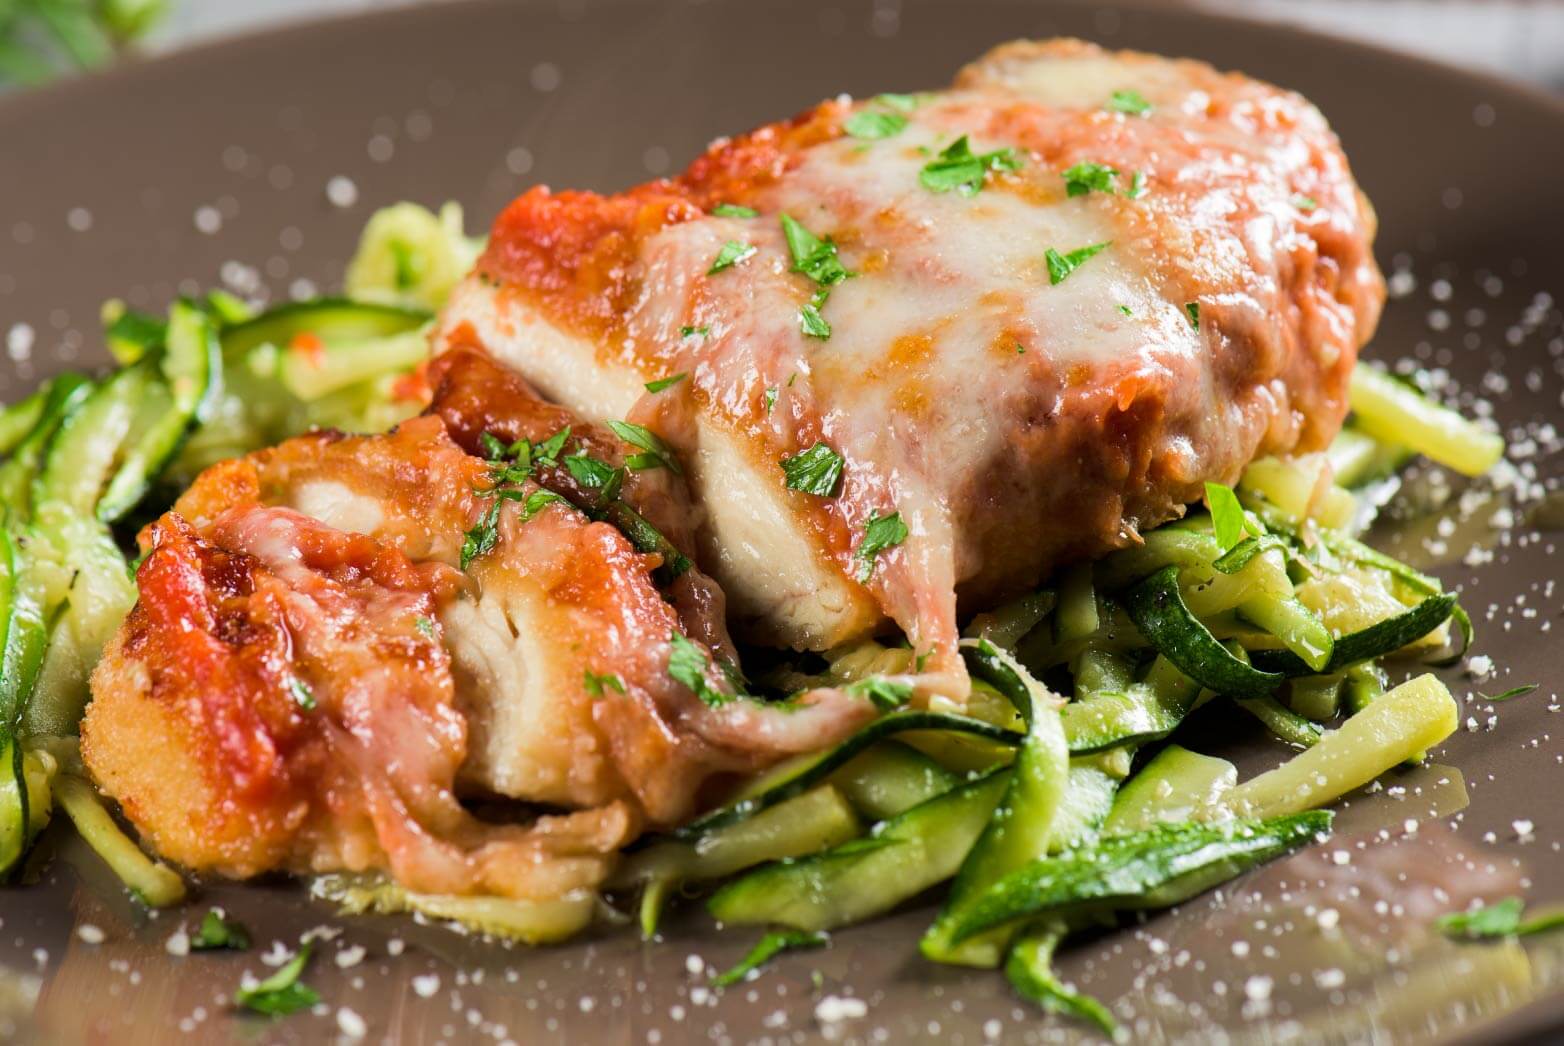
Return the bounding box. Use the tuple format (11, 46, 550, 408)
(2, 1, 1563, 1042)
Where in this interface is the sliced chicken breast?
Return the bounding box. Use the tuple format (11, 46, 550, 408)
(437, 39, 1385, 697)
(85, 412, 870, 884)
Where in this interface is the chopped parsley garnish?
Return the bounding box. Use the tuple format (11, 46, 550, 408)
(1481, 684, 1539, 702)
(518, 489, 568, 520)
(1117, 304, 1133, 317)
(1185, 301, 1201, 330)
(713, 930, 828, 987)
(414, 616, 436, 638)
(679, 326, 709, 339)
(844, 109, 908, 140)
(780, 215, 851, 339)
(1107, 89, 1152, 116)
(234, 944, 319, 1016)
(779, 441, 845, 497)
(1293, 194, 1318, 211)
(536, 426, 571, 466)
(1015, 342, 1026, 354)
(712, 203, 759, 218)
(646, 372, 687, 393)
(763, 387, 778, 414)
(1204, 481, 1247, 551)
(919, 135, 1021, 196)
(856, 510, 909, 581)
(798, 291, 833, 339)
(707, 240, 756, 275)
(667, 631, 732, 707)
(584, 670, 626, 698)
(781, 215, 852, 287)
(1045, 241, 1111, 285)
(1062, 161, 1118, 197)
(1438, 897, 1564, 940)
(1061, 161, 1145, 199)
(564, 451, 622, 491)
(191, 909, 251, 951)
(608, 420, 683, 474)
(287, 677, 316, 712)
(844, 676, 913, 711)
(461, 502, 503, 569)
(479, 431, 509, 461)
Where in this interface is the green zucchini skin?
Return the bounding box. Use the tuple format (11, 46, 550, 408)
(673, 711, 1020, 841)
(1248, 593, 1456, 677)
(0, 374, 93, 526)
(32, 363, 157, 515)
(1123, 565, 1284, 696)
(0, 739, 28, 876)
(950, 811, 1332, 943)
(707, 770, 1009, 932)
(219, 297, 430, 359)
(96, 301, 223, 523)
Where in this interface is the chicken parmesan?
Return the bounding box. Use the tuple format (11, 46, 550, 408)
(440, 38, 1384, 693)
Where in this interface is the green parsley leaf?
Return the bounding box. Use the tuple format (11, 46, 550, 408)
(844, 676, 913, 711)
(668, 631, 731, 707)
(856, 510, 909, 581)
(1435, 897, 1564, 940)
(1107, 89, 1152, 116)
(646, 373, 687, 393)
(1045, 241, 1111, 285)
(287, 677, 316, 712)
(798, 294, 832, 339)
(712, 203, 759, 218)
(1126, 170, 1147, 199)
(1015, 342, 1026, 354)
(708, 240, 757, 275)
(1481, 684, 1539, 702)
(519, 489, 568, 521)
(1117, 304, 1133, 317)
(479, 431, 509, 461)
(1185, 301, 1201, 330)
(234, 945, 319, 1016)
(1204, 482, 1246, 551)
(191, 909, 251, 951)
(919, 135, 1021, 196)
(679, 326, 709, 338)
(414, 616, 436, 638)
(875, 92, 921, 112)
(763, 387, 778, 414)
(461, 502, 502, 569)
(1062, 161, 1119, 197)
(845, 109, 908, 140)
(1293, 194, 1318, 211)
(536, 426, 571, 466)
(584, 670, 626, 698)
(608, 420, 683, 475)
(780, 215, 851, 286)
(564, 451, 621, 489)
(713, 930, 828, 987)
(779, 441, 845, 497)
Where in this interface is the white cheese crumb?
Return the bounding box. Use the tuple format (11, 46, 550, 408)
(259, 940, 293, 967)
(412, 973, 441, 998)
(386, 937, 404, 956)
(1316, 908, 1340, 931)
(1466, 655, 1495, 679)
(336, 1006, 367, 1039)
(76, 924, 105, 945)
(1244, 975, 1273, 1001)
(684, 954, 704, 976)
(815, 995, 868, 1023)
(1514, 819, 1536, 840)
(326, 176, 359, 209)
(5, 323, 34, 361)
(193, 206, 222, 235)
(335, 945, 367, 968)
(165, 927, 190, 957)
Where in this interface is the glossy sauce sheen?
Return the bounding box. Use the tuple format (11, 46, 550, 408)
(446, 39, 1385, 690)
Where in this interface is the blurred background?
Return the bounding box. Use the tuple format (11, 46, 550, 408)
(2, 0, 1563, 94)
